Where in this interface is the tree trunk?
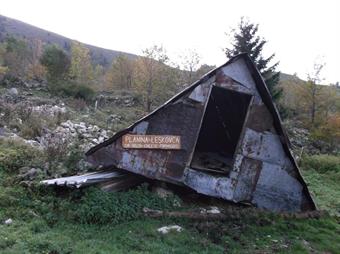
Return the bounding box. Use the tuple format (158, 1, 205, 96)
(146, 78, 152, 112)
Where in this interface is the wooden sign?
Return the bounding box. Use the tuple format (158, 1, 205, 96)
(122, 134, 181, 150)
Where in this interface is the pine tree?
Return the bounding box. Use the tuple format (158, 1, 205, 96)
(225, 17, 282, 101)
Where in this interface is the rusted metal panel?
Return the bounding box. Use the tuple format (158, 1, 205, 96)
(245, 104, 276, 133)
(183, 168, 234, 200)
(241, 128, 293, 168)
(118, 150, 168, 180)
(252, 162, 303, 212)
(219, 58, 262, 104)
(188, 79, 211, 103)
(122, 134, 181, 150)
(215, 70, 254, 96)
(132, 121, 149, 134)
(233, 157, 262, 202)
(87, 94, 206, 183)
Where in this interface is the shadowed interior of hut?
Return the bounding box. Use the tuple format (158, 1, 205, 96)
(191, 86, 252, 174)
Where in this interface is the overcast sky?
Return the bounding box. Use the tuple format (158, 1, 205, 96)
(1, 0, 339, 83)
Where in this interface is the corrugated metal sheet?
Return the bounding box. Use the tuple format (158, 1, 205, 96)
(41, 170, 126, 188)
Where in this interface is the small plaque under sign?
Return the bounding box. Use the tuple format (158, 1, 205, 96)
(122, 134, 181, 150)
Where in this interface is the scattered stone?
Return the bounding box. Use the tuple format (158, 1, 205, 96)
(152, 185, 174, 199)
(157, 225, 183, 234)
(8, 88, 18, 96)
(18, 167, 42, 180)
(24, 139, 43, 150)
(206, 206, 221, 214)
(19, 166, 31, 174)
(4, 218, 13, 225)
(39, 120, 112, 153)
(31, 104, 67, 116)
(96, 93, 136, 107)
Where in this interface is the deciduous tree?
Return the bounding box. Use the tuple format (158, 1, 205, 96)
(135, 45, 170, 112)
(105, 54, 135, 90)
(27, 39, 46, 80)
(69, 41, 93, 85)
(180, 49, 201, 85)
(3, 37, 30, 78)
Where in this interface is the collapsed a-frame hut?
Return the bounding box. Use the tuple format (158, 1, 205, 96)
(83, 53, 316, 212)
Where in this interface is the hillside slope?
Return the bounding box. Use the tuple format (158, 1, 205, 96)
(0, 14, 137, 66)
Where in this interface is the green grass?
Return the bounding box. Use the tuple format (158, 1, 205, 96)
(302, 169, 340, 215)
(301, 154, 340, 215)
(0, 205, 339, 253)
(0, 219, 225, 254)
(0, 150, 339, 253)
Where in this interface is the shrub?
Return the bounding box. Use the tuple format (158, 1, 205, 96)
(44, 134, 70, 171)
(20, 115, 44, 139)
(0, 139, 44, 173)
(301, 155, 340, 173)
(40, 44, 70, 82)
(66, 98, 88, 111)
(54, 83, 95, 101)
(310, 114, 340, 153)
(73, 184, 180, 225)
(64, 142, 83, 173)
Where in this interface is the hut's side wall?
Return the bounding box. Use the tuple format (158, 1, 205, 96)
(87, 78, 213, 184)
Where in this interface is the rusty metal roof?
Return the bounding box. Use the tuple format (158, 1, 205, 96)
(85, 53, 316, 212)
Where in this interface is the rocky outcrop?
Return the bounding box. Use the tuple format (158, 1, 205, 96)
(39, 120, 113, 152)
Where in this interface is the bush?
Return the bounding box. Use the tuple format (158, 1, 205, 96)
(0, 139, 44, 173)
(52, 82, 95, 101)
(310, 114, 340, 153)
(20, 115, 44, 139)
(301, 155, 340, 173)
(64, 142, 83, 173)
(73, 184, 180, 225)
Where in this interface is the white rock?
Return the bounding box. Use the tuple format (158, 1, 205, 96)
(157, 225, 183, 234)
(16, 118, 22, 124)
(4, 218, 13, 225)
(206, 206, 221, 214)
(55, 126, 65, 132)
(8, 88, 18, 96)
(92, 126, 100, 132)
(24, 140, 43, 149)
(153, 186, 174, 199)
(61, 122, 70, 128)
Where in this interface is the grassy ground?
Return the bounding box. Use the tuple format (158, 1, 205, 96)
(0, 147, 339, 253)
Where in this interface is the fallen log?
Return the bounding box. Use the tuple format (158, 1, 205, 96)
(143, 208, 227, 220)
(143, 208, 327, 220)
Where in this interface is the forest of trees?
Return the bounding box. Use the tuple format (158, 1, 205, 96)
(0, 36, 215, 111)
(0, 18, 339, 150)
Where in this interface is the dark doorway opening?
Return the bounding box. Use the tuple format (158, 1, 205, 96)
(191, 86, 252, 174)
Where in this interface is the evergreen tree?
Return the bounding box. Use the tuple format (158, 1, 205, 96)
(225, 17, 282, 100)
